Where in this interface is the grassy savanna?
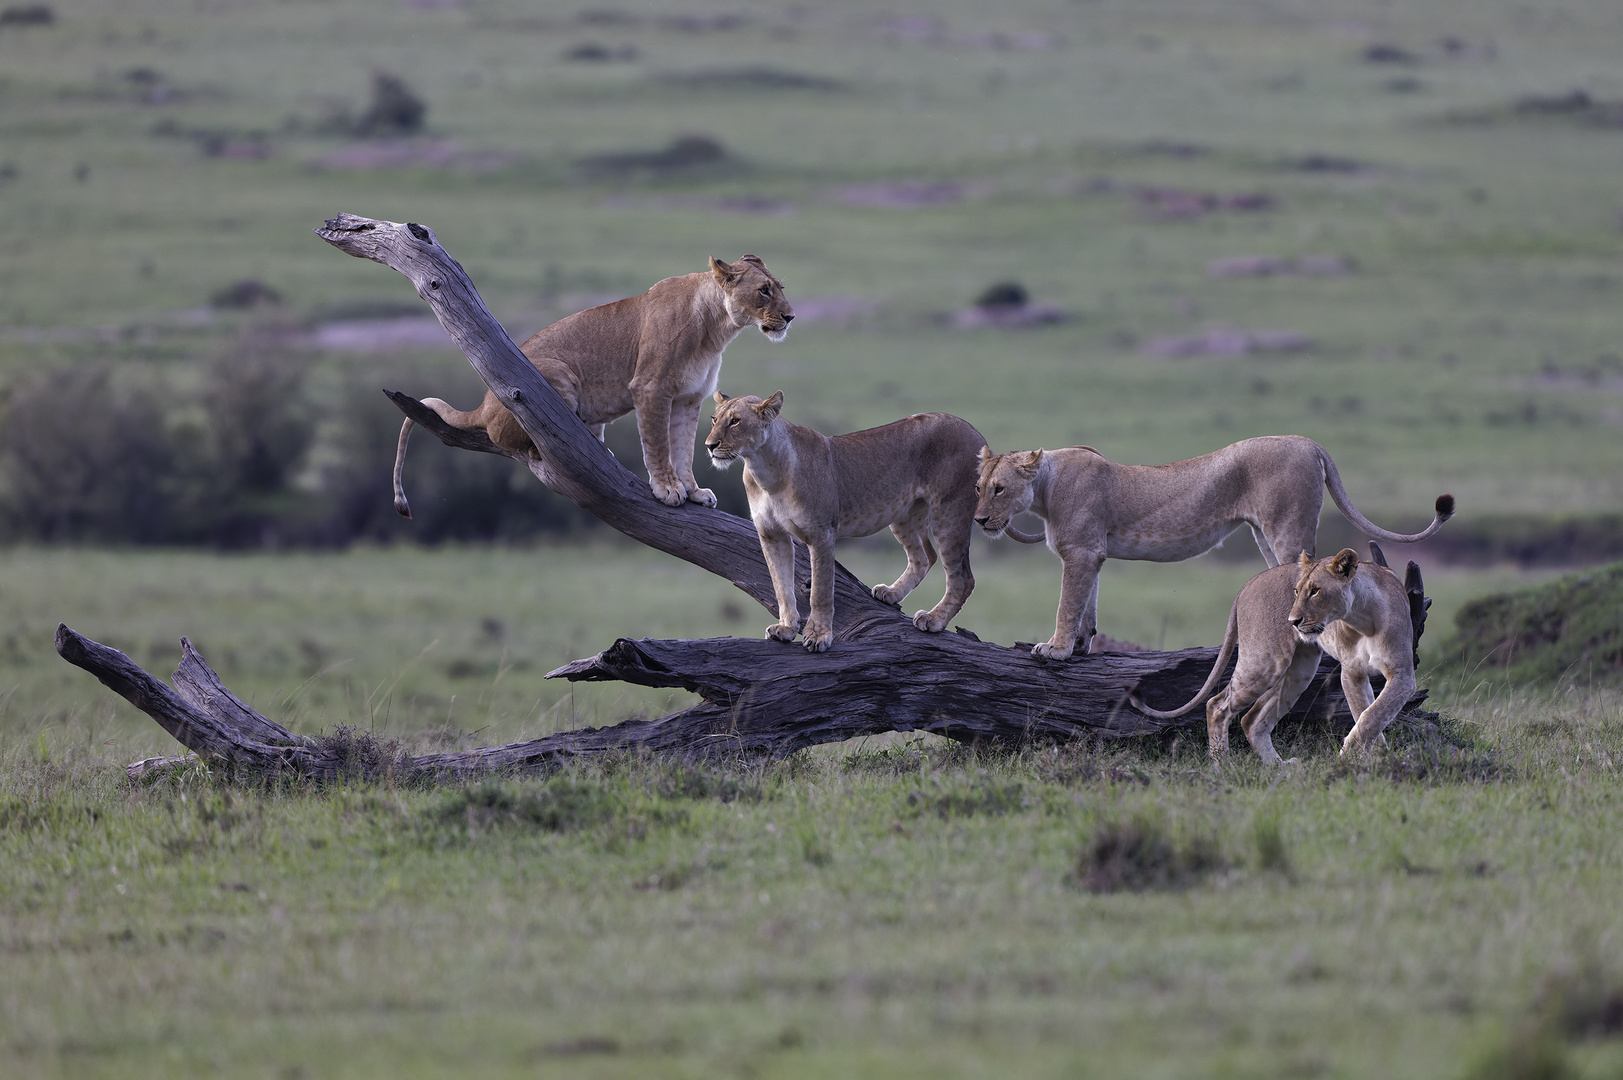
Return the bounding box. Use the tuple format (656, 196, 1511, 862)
(5, 710, 1623, 1079)
(5, 0, 1623, 1075)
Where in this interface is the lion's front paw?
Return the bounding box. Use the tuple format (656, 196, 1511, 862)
(686, 486, 717, 508)
(871, 584, 903, 605)
(1031, 640, 1075, 661)
(649, 478, 688, 507)
(765, 623, 798, 643)
(912, 609, 948, 633)
(1339, 732, 1379, 758)
(801, 621, 833, 652)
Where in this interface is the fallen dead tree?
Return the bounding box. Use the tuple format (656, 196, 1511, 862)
(55, 215, 1437, 781)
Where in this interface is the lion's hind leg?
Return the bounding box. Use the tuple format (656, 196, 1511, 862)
(874, 503, 935, 607)
(912, 500, 975, 633)
(1241, 640, 1322, 765)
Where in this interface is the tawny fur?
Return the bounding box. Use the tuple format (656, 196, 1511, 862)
(1129, 549, 1419, 763)
(973, 436, 1453, 659)
(705, 391, 986, 652)
(393, 255, 794, 515)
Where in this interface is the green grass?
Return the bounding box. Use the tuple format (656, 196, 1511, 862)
(4, 704, 1623, 1079)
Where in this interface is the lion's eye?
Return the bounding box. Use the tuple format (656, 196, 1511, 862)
(1308, 586, 1319, 596)
(993, 484, 1003, 495)
(759, 286, 771, 298)
(728, 417, 739, 427)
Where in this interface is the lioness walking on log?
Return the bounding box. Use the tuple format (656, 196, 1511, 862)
(1130, 550, 1421, 763)
(973, 435, 1453, 659)
(705, 391, 985, 652)
(394, 255, 793, 514)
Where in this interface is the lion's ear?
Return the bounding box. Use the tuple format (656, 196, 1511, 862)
(713, 391, 730, 405)
(710, 257, 738, 284)
(756, 390, 784, 420)
(737, 254, 765, 269)
(1018, 449, 1043, 475)
(1330, 548, 1359, 579)
(977, 445, 993, 466)
(1297, 551, 1314, 570)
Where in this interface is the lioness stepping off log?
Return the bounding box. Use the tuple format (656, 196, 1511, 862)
(394, 255, 793, 515)
(1130, 549, 1421, 763)
(974, 435, 1453, 659)
(705, 391, 985, 652)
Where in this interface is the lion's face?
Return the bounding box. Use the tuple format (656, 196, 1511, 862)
(1288, 549, 1360, 640)
(705, 391, 783, 468)
(711, 255, 794, 341)
(973, 449, 1041, 537)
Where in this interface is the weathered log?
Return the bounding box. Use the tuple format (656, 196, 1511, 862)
(54, 214, 1438, 780)
(60, 622, 1424, 784)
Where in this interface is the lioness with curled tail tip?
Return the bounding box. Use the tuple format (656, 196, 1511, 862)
(1130, 549, 1420, 763)
(704, 391, 986, 652)
(393, 255, 793, 515)
(973, 435, 1454, 660)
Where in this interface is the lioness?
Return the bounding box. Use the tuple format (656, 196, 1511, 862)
(704, 391, 985, 652)
(974, 436, 1453, 659)
(1130, 549, 1419, 763)
(393, 255, 794, 515)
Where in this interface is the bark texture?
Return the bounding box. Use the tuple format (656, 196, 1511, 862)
(53, 215, 1437, 781)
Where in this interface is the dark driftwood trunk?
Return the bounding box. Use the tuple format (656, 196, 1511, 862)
(53, 215, 1435, 781)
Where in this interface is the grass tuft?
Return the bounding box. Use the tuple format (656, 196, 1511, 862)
(308, 726, 413, 784)
(434, 777, 620, 834)
(906, 771, 1029, 819)
(1251, 811, 1291, 875)
(1074, 814, 1225, 894)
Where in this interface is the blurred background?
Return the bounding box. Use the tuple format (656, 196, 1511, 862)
(3, 0, 1621, 747)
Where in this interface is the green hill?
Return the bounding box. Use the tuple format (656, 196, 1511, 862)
(1448, 561, 1623, 686)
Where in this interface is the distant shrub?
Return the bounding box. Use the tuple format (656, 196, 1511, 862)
(354, 71, 426, 136)
(1, 366, 182, 544)
(577, 135, 729, 177)
(0, 345, 601, 548)
(973, 281, 1029, 309)
(210, 279, 282, 309)
(0, 5, 54, 27)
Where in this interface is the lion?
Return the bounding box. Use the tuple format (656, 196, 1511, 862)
(704, 391, 986, 652)
(393, 255, 794, 515)
(973, 436, 1453, 659)
(1129, 549, 1419, 763)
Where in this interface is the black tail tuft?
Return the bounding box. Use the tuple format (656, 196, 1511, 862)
(1435, 493, 1455, 519)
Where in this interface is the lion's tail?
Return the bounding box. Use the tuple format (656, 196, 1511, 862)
(393, 417, 417, 519)
(1319, 444, 1455, 544)
(1129, 596, 1241, 720)
(1004, 525, 1045, 544)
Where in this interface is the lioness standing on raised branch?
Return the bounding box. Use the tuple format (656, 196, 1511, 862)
(393, 255, 794, 516)
(1130, 549, 1420, 763)
(705, 391, 986, 652)
(973, 435, 1453, 659)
